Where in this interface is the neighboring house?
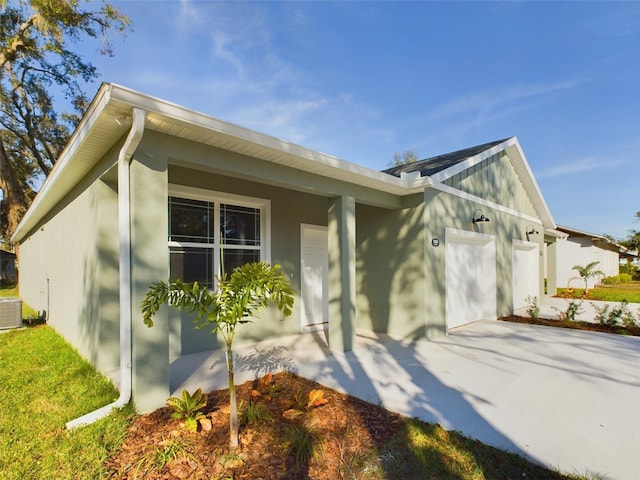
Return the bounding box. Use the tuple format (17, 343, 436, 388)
(546, 225, 623, 293)
(0, 250, 17, 285)
(11, 84, 558, 413)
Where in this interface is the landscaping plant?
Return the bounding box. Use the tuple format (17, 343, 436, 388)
(526, 295, 539, 319)
(555, 300, 584, 322)
(141, 261, 295, 449)
(571, 261, 604, 295)
(167, 388, 211, 433)
(251, 371, 281, 402)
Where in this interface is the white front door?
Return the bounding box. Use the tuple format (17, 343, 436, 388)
(445, 228, 497, 331)
(300, 224, 328, 332)
(512, 240, 540, 312)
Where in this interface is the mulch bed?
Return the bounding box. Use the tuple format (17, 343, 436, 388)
(499, 315, 640, 337)
(108, 371, 404, 479)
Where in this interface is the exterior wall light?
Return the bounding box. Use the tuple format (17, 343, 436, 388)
(526, 225, 539, 236)
(472, 209, 490, 224)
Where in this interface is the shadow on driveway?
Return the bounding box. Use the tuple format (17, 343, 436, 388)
(170, 320, 639, 479)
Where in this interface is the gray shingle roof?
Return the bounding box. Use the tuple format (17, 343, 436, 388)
(382, 137, 513, 178)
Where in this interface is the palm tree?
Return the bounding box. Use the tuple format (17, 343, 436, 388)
(572, 261, 605, 295)
(141, 262, 295, 449)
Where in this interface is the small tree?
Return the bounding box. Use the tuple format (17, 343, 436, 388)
(572, 261, 604, 294)
(141, 262, 295, 449)
(389, 149, 419, 167)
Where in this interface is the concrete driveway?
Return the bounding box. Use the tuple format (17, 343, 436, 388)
(170, 320, 640, 480)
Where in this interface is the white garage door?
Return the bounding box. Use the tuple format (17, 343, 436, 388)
(446, 228, 497, 331)
(512, 240, 539, 312)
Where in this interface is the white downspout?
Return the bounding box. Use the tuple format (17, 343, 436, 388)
(66, 107, 146, 429)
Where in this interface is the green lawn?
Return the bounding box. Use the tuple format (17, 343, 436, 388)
(1, 326, 590, 480)
(0, 326, 133, 480)
(0, 286, 40, 318)
(557, 281, 640, 303)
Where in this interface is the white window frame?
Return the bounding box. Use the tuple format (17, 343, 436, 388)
(168, 184, 271, 283)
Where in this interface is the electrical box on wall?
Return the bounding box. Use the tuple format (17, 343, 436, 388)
(0, 298, 22, 329)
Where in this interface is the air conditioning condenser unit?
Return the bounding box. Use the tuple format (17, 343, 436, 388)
(0, 298, 22, 329)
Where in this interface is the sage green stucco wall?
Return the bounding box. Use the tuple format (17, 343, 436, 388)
(17, 148, 122, 375)
(422, 188, 544, 338)
(356, 195, 427, 339)
(129, 150, 170, 412)
(163, 164, 330, 358)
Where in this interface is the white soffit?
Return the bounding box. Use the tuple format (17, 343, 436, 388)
(13, 83, 422, 242)
(107, 84, 412, 195)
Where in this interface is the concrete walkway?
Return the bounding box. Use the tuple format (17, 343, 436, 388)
(170, 321, 640, 480)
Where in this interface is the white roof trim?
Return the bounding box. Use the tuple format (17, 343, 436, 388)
(427, 137, 555, 229)
(12, 83, 553, 242)
(107, 84, 413, 193)
(11, 86, 115, 243)
(429, 139, 514, 184)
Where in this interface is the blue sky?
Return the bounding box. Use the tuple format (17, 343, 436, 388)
(75, 1, 639, 239)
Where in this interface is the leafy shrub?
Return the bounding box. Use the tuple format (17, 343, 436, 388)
(601, 274, 632, 285)
(251, 372, 281, 402)
(621, 309, 638, 328)
(283, 388, 329, 421)
(592, 301, 637, 327)
(167, 388, 211, 432)
(605, 301, 629, 326)
(619, 264, 640, 281)
(525, 296, 539, 319)
(592, 303, 611, 325)
(554, 300, 583, 322)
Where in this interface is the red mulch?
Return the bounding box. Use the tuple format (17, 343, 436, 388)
(499, 315, 640, 337)
(108, 372, 404, 479)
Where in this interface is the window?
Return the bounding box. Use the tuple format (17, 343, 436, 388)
(168, 187, 270, 288)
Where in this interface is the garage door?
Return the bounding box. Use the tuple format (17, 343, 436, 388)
(512, 240, 539, 312)
(445, 228, 497, 331)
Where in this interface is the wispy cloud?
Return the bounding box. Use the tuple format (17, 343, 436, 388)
(536, 157, 626, 179)
(424, 80, 585, 125)
(154, 1, 388, 156)
(395, 79, 588, 155)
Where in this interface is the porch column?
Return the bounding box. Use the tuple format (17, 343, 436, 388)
(129, 154, 170, 412)
(328, 195, 356, 352)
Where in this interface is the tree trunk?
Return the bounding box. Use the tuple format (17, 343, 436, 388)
(226, 345, 239, 449)
(0, 138, 29, 241)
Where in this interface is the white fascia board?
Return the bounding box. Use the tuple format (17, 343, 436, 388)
(507, 138, 556, 229)
(428, 136, 556, 229)
(11, 84, 114, 243)
(545, 228, 569, 239)
(429, 138, 516, 184)
(107, 84, 414, 194)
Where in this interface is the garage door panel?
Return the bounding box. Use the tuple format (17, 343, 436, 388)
(446, 229, 497, 331)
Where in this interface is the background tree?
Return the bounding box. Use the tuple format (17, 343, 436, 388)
(619, 210, 640, 252)
(141, 262, 295, 449)
(0, 0, 129, 242)
(388, 148, 419, 167)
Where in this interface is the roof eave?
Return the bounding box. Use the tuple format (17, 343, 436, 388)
(12, 84, 424, 243)
(11, 84, 116, 243)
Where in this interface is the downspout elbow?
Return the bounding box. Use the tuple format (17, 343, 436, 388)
(66, 108, 146, 429)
